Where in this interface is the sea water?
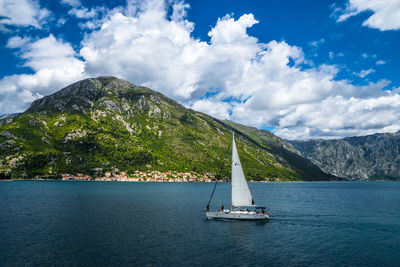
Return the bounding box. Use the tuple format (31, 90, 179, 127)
(0, 181, 399, 266)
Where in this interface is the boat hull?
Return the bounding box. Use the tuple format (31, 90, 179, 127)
(205, 211, 270, 221)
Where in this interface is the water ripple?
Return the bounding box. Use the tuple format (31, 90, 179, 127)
(0, 181, 399, 266)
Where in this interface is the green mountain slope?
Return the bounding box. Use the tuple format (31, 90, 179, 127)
(0, 77, 335, 181)
(222, 120, 336, 180)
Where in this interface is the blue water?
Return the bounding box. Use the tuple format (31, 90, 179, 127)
(0, 181, 399, 266)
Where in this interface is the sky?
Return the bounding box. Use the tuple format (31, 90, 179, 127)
(1, 0, 400, 140)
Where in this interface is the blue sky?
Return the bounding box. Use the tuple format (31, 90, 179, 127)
(1, 0, 400, 139)
(189, 0, 400, 84)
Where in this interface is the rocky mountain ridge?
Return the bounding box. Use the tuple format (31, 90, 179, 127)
(289, 131, 400, 180)
(0, 76, 335, 181)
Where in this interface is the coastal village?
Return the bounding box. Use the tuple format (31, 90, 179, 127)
(61, 170, 221, 182)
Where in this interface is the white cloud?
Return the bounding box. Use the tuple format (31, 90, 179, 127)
(190, 99, 231, 120)
(78, 1, 399, 140)
(376, 60, 386, 65)
(170, 0, 190, 22)
(308, 38, 325, 48)
(0, 0, 50, 30)
(6, 36, 31, 48)
(80, 2, 204, 100)
(61, 0, 81, 7)
(68, 6, 107, 20)
(329, 51, 344, 59)
(274, 94, 400, 139)
(336, 0, 400, 31)
(78, 20, 100, 30)
(57, 17, 67, 27)
(2, 0, 400, 141)
(68, 7, 97, 19)
(61, 0, 106, 24)
(354, 68, 375, 78)
(0, 35, 85, 113)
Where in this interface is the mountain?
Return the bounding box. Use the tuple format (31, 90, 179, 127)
(222, 121, 336, 180)
(0, 76, 335, 181)
(289, 132, 400, 180)
(0, 113, 20, 121)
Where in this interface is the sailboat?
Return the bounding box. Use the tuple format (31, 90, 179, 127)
(205, 133, 270, 221)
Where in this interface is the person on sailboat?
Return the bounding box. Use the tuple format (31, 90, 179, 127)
(262, 208, 268, 215)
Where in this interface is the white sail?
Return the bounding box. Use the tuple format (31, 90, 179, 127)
(231, 133, 254, 207)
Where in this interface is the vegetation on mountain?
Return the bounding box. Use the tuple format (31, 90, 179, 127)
(0, 77, 335, 181)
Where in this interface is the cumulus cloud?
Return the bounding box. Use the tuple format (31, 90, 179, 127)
(335, 0, 400, 31)
(78, 1, 399, 139)
(80, 2, 204, 99)
(0, 35, 85, 112)
(0, 0, 50, 30)
(274, 94, 400, 139)
(80, 5, 261, 102)
(2, 0, 400, 140)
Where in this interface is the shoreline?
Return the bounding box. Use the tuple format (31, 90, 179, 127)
(4, 179, 398, 182)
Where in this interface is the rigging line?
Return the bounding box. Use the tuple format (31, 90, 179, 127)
(205, 135, 232, 211)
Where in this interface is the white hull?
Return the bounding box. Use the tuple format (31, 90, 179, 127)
(205, 210, 269, 221)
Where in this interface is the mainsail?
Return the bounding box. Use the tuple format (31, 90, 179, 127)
(231, 133, 254, 207)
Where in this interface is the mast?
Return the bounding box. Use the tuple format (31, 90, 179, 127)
(205, 134, 232, 211)
(231, 132, 233, 211)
